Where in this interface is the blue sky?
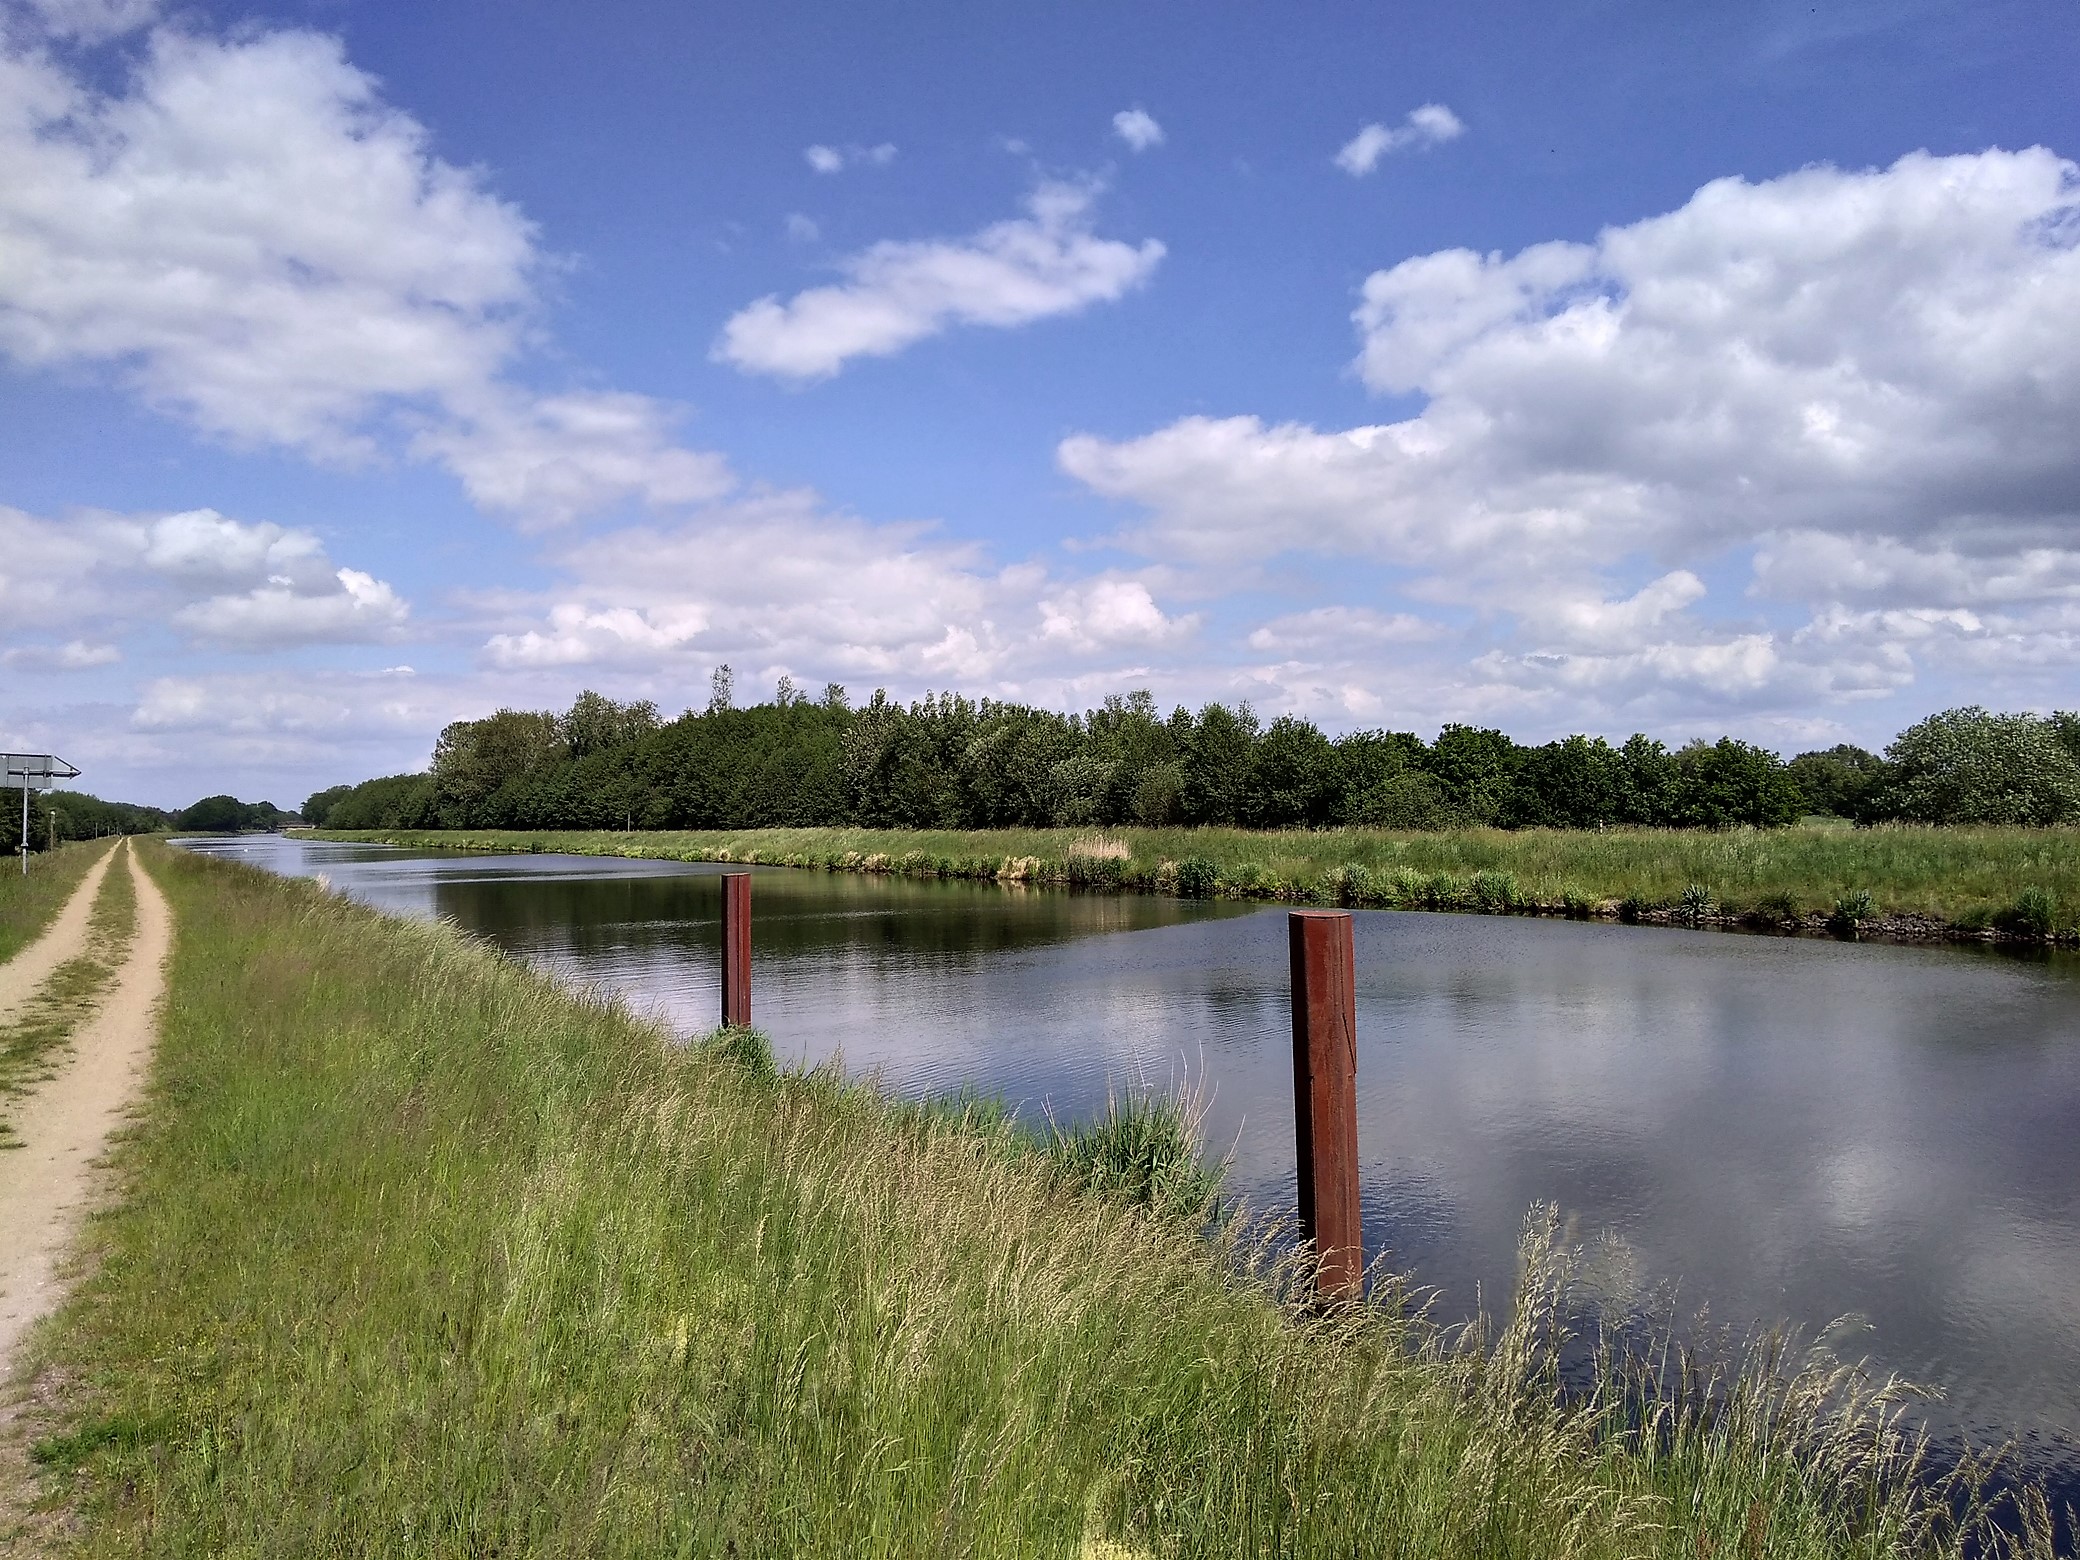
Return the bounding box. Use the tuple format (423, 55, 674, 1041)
(3, 0, 2078, 807)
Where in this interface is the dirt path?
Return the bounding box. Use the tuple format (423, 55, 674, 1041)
(0, 842, 169, 1383)
(0, 848, 118, 1029)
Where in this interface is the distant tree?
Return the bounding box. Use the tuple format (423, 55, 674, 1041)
(1879, 707, 2080, 825)
(1336, 730, 1429, 824)
(1785, 744, 1888, 820)
(175, 795, 285, 832)
(1244, 715, 1339, 827)
(1668, 739, 1800, 828)
(1427, 725, 1521, 825)
(707, 663, 735, 715)
(559, 690, 661, 760)
(1512, 735, 1623, 828)
(821, 682, 849, 711)
(1179, 702, 1258, 825)
(431, 709, 565, 822)
(303, 784, 353, 826)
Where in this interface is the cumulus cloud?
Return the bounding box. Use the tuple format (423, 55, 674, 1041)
(1334, 104, 1465, 175)
(0, 504, 410, 650)
(477, 490, 1210, 707)
(0, 18, 731, 525)
(1112, 108, 1164, 152)
(713, 181, 1165, 381)
(1063, 149, 2080, 720)
(2, 639, 120, 670)
(18, 0, 158, 41)
(804, 142, 896, 174)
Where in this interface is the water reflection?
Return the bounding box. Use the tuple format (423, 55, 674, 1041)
(181, 835, 2080, 1471)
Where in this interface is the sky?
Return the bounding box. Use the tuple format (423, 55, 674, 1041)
(3, 0, 2079, 809)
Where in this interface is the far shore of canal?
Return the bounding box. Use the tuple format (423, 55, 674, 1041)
(297, 821, 2080, 947)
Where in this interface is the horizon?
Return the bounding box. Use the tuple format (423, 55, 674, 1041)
(4, 0, 2079, 811)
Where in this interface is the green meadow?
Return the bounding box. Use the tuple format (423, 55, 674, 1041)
(15, 843, 2056, 1555)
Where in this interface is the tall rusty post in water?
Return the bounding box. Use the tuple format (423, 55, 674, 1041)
(1289, 909, 1362, 1300)
(721, 872, 752, 1028)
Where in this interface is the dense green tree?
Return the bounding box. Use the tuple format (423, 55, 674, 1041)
(1880, 707, 2080, 825)
(1428, 725, 1521, 825)
(303, 784, 353, 826)
(1244, 715, 1339, 827)
(1785, 745, 1888, 820)
(307, 687, 2080, 837)
(1667, 739, 1801, 828)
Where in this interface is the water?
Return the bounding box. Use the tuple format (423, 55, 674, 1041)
(183, 834, 2080, 1478)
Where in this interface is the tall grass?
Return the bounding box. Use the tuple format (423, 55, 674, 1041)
(314, 822, 2080, 940)
(0, 837, 114, 966)
(22, 844, 2057, 1555)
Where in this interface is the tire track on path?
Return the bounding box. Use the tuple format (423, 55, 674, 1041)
(0, 848, 119, 1029)
(0, 840, 171, 1393)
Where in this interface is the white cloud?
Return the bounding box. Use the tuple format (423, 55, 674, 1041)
(413, 391, 733, 529)
(713, 180, 1165, 381)
(18, 0, 158, 41)
(785, 212, 821, 243)
(804, 142, 896, 174)
(172, 567, 409, 648)
(2, 639, 120, 670)
(1334, 104, 1465, 176)
(1112, 108, 1164, 153)
(1062, 149, 2080, 722)
(1245, 606, 1441, 654)
(0, 503, 410, 650)
(477, 490, 1216, 707)
(1037, 577, 1196, 651)
(0, 19, 731, 526)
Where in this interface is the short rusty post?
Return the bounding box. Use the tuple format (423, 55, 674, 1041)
(1289, 909, 1362, 1299)
(721, 872, 752, 1028)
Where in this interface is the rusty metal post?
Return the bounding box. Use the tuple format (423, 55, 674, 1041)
(721, 872, 752, 1028)
(1289, 909, 1362, 1299)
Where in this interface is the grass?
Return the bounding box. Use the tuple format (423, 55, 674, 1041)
(19, 843, 2059, 1555)
(310, 822, 2080, 941)
(0, 838, 116, 967)
(0, 849, 136, 1147)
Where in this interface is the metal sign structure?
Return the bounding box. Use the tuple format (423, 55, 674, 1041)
(4, 753, 80, 876)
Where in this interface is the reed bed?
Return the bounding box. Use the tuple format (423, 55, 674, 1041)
(0, 837, 115, 967)
(312, 823, 2080, 942)
(20, 844, 2060, 1555)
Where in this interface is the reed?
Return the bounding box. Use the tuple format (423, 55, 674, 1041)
(22, 844, 2056, 1555)
(313, 821, 2080, 940)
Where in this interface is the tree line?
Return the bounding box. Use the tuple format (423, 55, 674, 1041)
(301, 674, 2080, 835)
(0, 790, 174, 856)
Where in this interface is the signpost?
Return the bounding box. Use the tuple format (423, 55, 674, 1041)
(3, 754, 81, 876)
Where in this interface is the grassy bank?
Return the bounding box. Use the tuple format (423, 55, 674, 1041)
(0, 839, 115, 967)
(0, 848, 135, 1147)
(310, 823, 2080, 941)
(16, 842, 2048, 1556)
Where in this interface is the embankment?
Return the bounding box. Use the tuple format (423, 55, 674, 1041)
(13, 842, 2043, 1556)
(310, 823, 2080, 946)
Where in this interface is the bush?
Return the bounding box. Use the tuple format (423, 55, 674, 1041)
(1173, 857, 1218, 899)
(1992, 886, 2057, 940)
(1470, 870, 1519, 913)
(1678, 884, 1714, 926)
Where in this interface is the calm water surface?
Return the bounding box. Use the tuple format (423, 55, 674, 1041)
(184, 835, 2080, 1473)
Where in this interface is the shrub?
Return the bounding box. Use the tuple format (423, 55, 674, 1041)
(1470, 870, 1519, 913)
(1678, 884, 1714, 925)
(1173, 856, 1218, 899)
(1827, 890, 1874, 937)
(1993, 886, 2057, 940)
